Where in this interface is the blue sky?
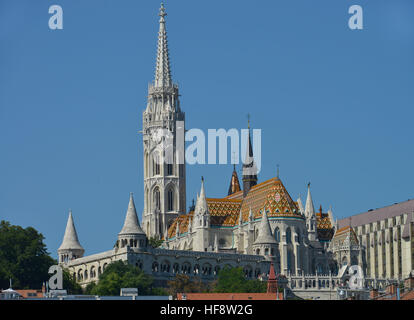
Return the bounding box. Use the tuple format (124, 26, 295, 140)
(1, 0, 414, 258)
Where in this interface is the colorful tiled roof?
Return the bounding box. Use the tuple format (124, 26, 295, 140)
(239, 177, 302, 223)
(207, 198, 242, 227)
(333, 226, 359, 246)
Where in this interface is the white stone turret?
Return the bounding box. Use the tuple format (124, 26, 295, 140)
(305, 183, 317, 241)
(118, 193, 147, 249)
(58, 210, 84, 264)
(252, 208, 277, 261)
(193, 177, 210, 252)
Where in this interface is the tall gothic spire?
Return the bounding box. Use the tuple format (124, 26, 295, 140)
(154, 3, 172, 88)
(58, 210, 84, 252)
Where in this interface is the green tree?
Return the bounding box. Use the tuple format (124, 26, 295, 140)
(62, 269, 83, 294)
(148, 237, 163, 248)
(213, 266, 267, 293)
(0, 220, 55, 289)
(167, 274, 209, 298)
(89, 261, 154, 296)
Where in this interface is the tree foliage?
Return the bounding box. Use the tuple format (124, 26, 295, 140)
(86, 260, 163, 296)
(0, 220, 55, 289)
(167, 274, 209, 298)
(62, 269, 83, 294)
(148, 237, 163, 248)
(213, 266, 267, 293)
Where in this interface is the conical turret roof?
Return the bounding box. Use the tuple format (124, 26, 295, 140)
(305, 183, 315, 218)
(254, 209, 277, 244)
(119, 193, 145, 235)
(228, 165, 241, 195)
(58, 211, 84, 251)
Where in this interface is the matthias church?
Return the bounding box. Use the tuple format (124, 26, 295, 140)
(57, 4, 365, 287)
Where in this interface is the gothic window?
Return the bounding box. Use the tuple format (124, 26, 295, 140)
(286, 227, 292, 244)
(154, 188, 161, 210)
(153, 154, 160, 176)
(167, 163, 173, 175)
(274, 227, 280, 242)
(167, 189, 174, 211)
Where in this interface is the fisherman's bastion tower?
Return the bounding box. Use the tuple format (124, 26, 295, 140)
(56, 4, 372, 294)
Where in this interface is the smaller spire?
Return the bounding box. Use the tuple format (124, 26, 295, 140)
(58, 210, 84, 252)
(254, 208, 277, 244)
(228, 165, 241, 195)
(248, 206, 254, 222)
(304, 182, 315, 218)
(195, 177, 208, 217)
(119, 193, 145, 235)
(297, 196, 305, 215)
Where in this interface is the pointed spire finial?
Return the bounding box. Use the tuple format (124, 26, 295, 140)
(159, 2, 167, 21)
(277, 164, 280, 178)
(247, 113, 251, 129)
(154, 2, 172, 87)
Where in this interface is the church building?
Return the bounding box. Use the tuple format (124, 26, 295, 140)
(57, 3, 346, 288)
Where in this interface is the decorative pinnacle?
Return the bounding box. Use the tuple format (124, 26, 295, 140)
(277, 164, 280, 178)
(247, 113, 251, 129)
(159, 2, 167, 21)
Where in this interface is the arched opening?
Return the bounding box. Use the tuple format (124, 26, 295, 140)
(153, 187, 161, 211)
(167, 188, 174, 211)
(286, 227, 292, 244)
(274, 227, 280, 242)
(152, 153, 161, 176)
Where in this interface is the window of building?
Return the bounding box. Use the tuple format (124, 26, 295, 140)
(167, 163, 173, 175)
(154, 188, 161, 210)
(274, 227, 280, 242)
(286, 228, 291, 244)
(167, 189, 174, 211)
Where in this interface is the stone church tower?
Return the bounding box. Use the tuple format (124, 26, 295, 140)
(141, 3, 186, 240)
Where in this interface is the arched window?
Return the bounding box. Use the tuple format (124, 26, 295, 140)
(274, 227, 280, 242)
(154, 188, 161, 210)
(286, 227, 292, 244)
(167, 163, 173, 175)
(167, 189, 174, 211)
(153, 154, 160, 176)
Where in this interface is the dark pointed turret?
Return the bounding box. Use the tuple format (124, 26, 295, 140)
(242, 119, 258, 197)
(228, 165, 241, 196)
